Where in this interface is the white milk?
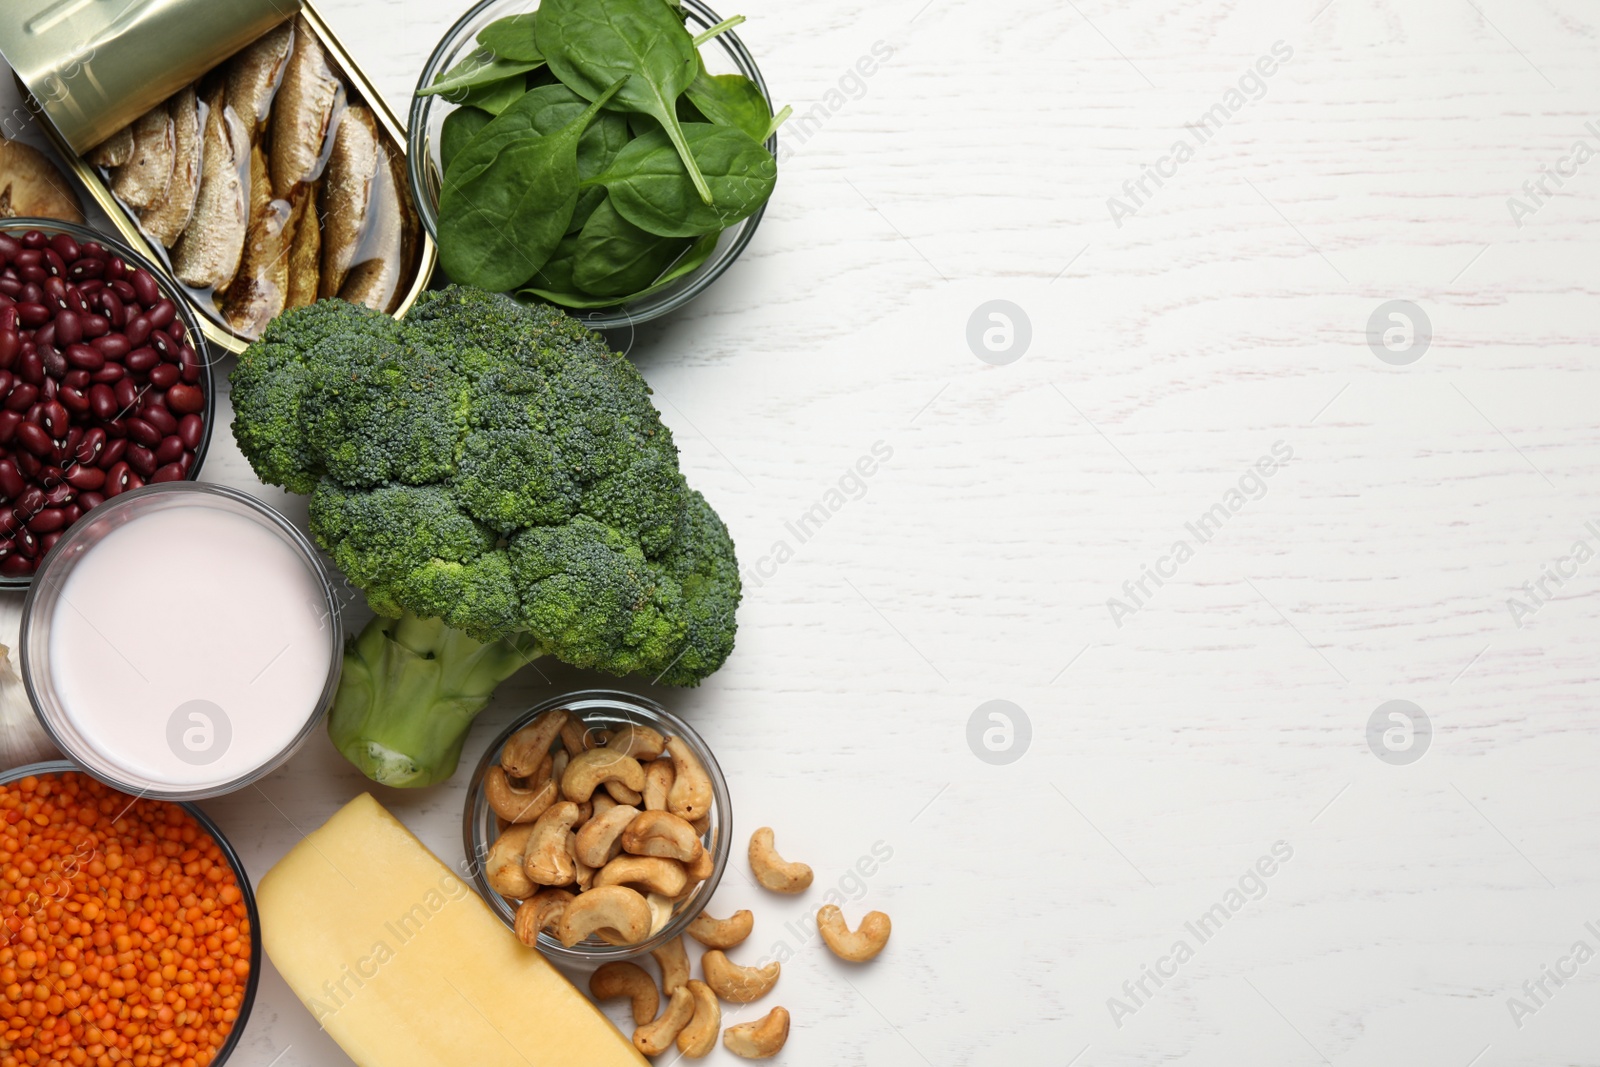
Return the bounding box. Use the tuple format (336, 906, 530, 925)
(48, 502, 333, 789)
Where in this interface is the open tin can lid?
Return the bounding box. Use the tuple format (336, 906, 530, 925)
(0, 0, 297, 154)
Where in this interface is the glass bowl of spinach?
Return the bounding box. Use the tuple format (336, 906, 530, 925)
(408, 0, 783, 330)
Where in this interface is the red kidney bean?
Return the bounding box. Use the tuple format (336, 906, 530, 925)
(62, 370, 88, 390)
(15, 303, 48, 329)
(27, 508, 65, 534)
(130, 268, 158, 308)
(150, 329, 175, 361)
(0, 281, 18, 299)
(177, 451, 193, 476)
(0, 372, 12, 397)
(124, 347, 158, 373)
(65, 465, 104, 491)
(77, 491, 103, 510)
(41, 277, 66, 308)
(58, 386, 88, 416)
(53, 310, 80, 346)
(124, 314, 150, 347)
(147, 298, 175, 329)
(0, 235, 19, 262)
(178, 414, 203, 450)
(65, 344, 104, 371)
(75, 280, 102, 298)
(103, 462, 132, 497)
(48, 234, 78, 263)
(75, 427, 105, 465)
(18, 266, 46, 286)
(16, 487, 44, 517)
(0, 461, 21, 501)
(14, 452, 38, 479)
(0, 554, 29, 577)
(112, 378, 136, 411)
(89, 364, 123, 384)
(101, 419, 125, 441)
(166, 383, 204, 415)
(13, 251, 40, 271)
(124, 418, 159, 448)
(66, 258, 103, 283)
(15, 423, 51, 459)
(41, 250, 65, 279)
(142, 406, 176, 436)
(5, 385, 37, 413)
(42, 483, 71, 508)
(19, 232, 44, 250)
(168, 320, 186, 345)
(126, 445, 156, 478)
(151, 462, 184, 484)
(34, 322, 54, 350)
(80, 314, 108, 340)
(39, 531, 61, 553)
(14, 527, 39, 561)
(88, 384, 116, 422)
(40, 401, 67, 439)
(96, 438, 127, 470)
(154, 435, 183, 464)
(0, 412, 19, 446)
(40, 349, 66, 381)
(91, 332, 129, 360)
(108, 280, 135, 303)
(15, 351, 41, 386)
(149, 364, 178, 389)
(98, 289, 125, 328)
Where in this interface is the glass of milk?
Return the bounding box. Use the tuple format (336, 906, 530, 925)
(20, 483, 343, 800)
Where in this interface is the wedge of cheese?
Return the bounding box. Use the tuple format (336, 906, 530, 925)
(258, 793, 647, 1067)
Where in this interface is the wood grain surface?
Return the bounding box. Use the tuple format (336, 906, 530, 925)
(5, 0, 1600, 1063)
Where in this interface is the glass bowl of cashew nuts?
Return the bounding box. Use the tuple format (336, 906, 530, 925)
(463, 689, 733, 964)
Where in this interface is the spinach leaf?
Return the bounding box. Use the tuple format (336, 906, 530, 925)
(526, 231, 585, 294)
(586, 122, 775, 238)
(509, 83, 631, 234)
(535, 0, 714, 205)
(439, 79, 624, 291)
(418, 47, 541, 98)
(440, 106, 493, 176)
(520, 230, 719, 308)
(572, 199, 692, 297)
(686, 73, 770, 144)
(692, 15, 745, 48)
(455, 76, 530, 117)
(478, 13, 543, 63)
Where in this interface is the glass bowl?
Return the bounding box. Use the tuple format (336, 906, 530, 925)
(19, 483, 343, 801)
(464, 689, 732, 964)
(408, 0, 776, 330)
(0, 218, 217, 589)
(0, 760, 262, 1065)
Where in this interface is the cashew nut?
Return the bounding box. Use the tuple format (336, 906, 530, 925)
(485, 765, 559, 824)
(667, 743, 713, 821)
(594, 855, 688, 897)
(604, 779, 645, 806)
(622, 810, 705, 863)
(513, 888, 575, 946)
(607, 724, 667, 761)
(647, 891, 674, 936)
(575, 803, 640, 869)
(562, 748, 647, 804)
(555, 884, 652, 947)
(559, 717, 594, 757)
(652, 935, 690, 994)
(748, 828, 813, 894)
(633, 985, 694, 1057)
(523, 801, 582, 887)
(501, 709, 567, 778)
(723, 1007, 790, 1060)
(816, 904, 891, 962)
(687, 909, 753, 949)
(643, 759, 674, 811)
(592, 791, 618, 820)
(573, 834, 596, 891)
(702, 950, 780, 1003)
(677, 979, 721, 1058)
(486, 823, 537, 900)
(590, 961, 659, 1026)
(683, 844, 715, 887)
(551, 748, 569, 783)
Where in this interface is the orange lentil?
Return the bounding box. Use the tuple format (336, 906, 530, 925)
(0, 773, 249, 1067)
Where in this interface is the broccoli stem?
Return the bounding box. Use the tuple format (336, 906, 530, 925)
(328, 610, 539, 788)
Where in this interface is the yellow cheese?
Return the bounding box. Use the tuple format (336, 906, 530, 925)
(258, 793, 647, 1067)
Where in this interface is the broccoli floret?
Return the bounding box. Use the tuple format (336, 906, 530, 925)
(231, 288, 742, 787)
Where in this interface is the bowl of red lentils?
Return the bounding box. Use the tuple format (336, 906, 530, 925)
(0, 762, 258, 1067)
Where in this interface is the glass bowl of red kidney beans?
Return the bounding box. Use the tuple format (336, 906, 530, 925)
(0, 219, 214, 585)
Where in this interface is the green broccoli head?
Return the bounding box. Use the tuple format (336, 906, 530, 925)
(232, 287, 740, 688)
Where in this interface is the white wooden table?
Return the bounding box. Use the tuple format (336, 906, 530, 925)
(8, 0, 1600, 1063)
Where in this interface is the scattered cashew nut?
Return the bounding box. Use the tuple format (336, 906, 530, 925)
(633, 985, 694, 1057)
(556, 885, 652, 948)
(667, 743, 713, 821)
(748, 827, 813, 894)
(816, 904, 891, 962)
(523, 801, 582, 887)
(559, 717, 595, 757)
(702, 950, 780, 1003)
(485, 765, 558, 824)
(677, 979, 721, 1059)
(723, 1007, 790, 1060)
(604, 779, 645, 806)
(562, 748, 647, 804)
(501, 709, 567, 778)
(608, 724, 668, 761)
(652, 935, 690, 994)
(513, 888, 574, 946)
(647, 891, 674, 936)
(590, 961, 660, 1026)
(687, 909, 753, 949)
(593, 855, 688, 898)
(622, 810, 705, 863)
(575, 803, 640, 869)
